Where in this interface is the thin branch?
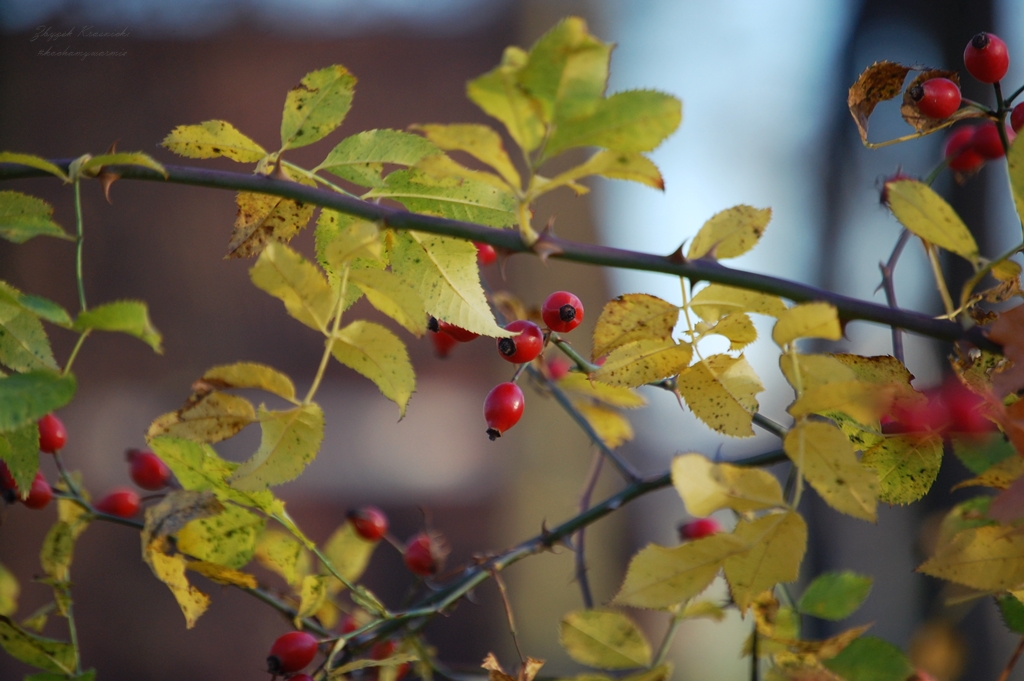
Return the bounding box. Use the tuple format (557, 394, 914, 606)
(652, 607, 682, 667)
(0, 160, 997, 351)
(491, 569, 525, 665)
(751, 413, 787, 439)
(575, 451, 604, 609)
(997, 633, 1024, 681)
(878, 229, 912, 364)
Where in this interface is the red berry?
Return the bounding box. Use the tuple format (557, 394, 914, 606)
(909, 78, 961, 119)
(964, 32, 1010, 84)
(891, 390, 949, 435)
(94, 488, 140, 518)
(403, 533, 440, 576)
(430, 329, 459, 358)
(372, 640, 397, 659)
(483, 382, 525, 440)
(972, 122, 1013, 159)
(547, 356, 572, 381)
(542, 291, 584, 333)
(1012, 103, 1024, 133)
(944, 127, 984, 173)
(267, 631, 319, 675)
(340, 614, 360, 634)
(496, 320, 544, 364)
(940, 380, 992, 435)
(22, 473, 52, 510)
(37, 413, 67, 454)
(430, 317, 478, 343)
(348, 506, 388, 542)
(475, 242, 497, 266)
(0, 462, 16, 491)
(127, 449, 171, 491)
(679, 518, 721, 540)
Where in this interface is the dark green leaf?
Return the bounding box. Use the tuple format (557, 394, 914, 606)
(822, 636, 914, 681)
(998, 594, 1024, 634)
(0, 371, 76, 432)
(0, 422, 40, 496)
(798, 571, 873, 621)
(953, 434, 1015, 474)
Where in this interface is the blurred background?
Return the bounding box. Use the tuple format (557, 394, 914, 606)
(1, 0, 1023, 679)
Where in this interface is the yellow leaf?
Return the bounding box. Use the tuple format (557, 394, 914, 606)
(295, 575, 330, 627)
(228, 181, 316, 259)
(779, 354, 857, 391)
(687, 205, 771, 260)
(784, 422, 878, 522)
(918, 525, 1024, 590)
(788, 380, 895, 425)
(39, 522, 78, 583)
(255, 529, 311, 587)
(347, 268, 427, 337)
(186, 561, 258, 588)
(773, 303, 842, 347)
(680, 600, 726, 622)
(614, 533, 750, 609)
(886, 180, 980, 261)
(557, 373, 646, 409)
(322, 521, 377, 594)
(591, 294, 680, 359)
(147, 392, 257, 444)
(861, 434, 943, 504)
(671, 453, 785, 516)
(676, 354, 764, 437)
(250, 243, 335, 332)
(0, 563, 17, 616)
(467, 46, 545, 153)
(316, 210, 384, 275)
(689, 284, 786, 323)
(951, 455, 1024, 491)
(176, 504, 265, 569)
(559, 609, 652, 669)
(708, 312, 757, 351)
(144, 537, 210, 629)
(723, 512, 808, 611)
(329, 321, 416, 416)
(538, 151, 664, 196)
(201, 362, 297, 402)
(229, 403, 325, 491)
(572, 401, 634, 448)
(161, 120, 266, 163)
(593, 338, 692, 388)
(1010, 132, 1024, 224)
(413, 151, 512, 191)
(412, 124, 521, 188)
(142, 490, 225, 546)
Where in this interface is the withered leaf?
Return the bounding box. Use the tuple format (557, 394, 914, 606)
(848, 61, 911, 144)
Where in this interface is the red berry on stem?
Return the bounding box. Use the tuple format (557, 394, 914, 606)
(944, 127, 984, 173)
(436, 319, 478, 343)
(267, 631, 319, 675)
(348, 506, 388, 542)
(679, 518, 721, 540)
(94, 488, 140, 518)
(475, 242, 497, 266)
(496, 320, 544, 364)
(23, 473, 52, 510)
(404, 533, 439, 576)
(940, 380, 992, 435)
(484, 382, 524, 440)
(547, 356, 572, 381)
(37, 413, 67, 454)
(909, 78, 961, 119)
(340, 614, 360, 634)
(128, 449, 171, 491)
(972, 122, 1011, 159)
(430, 329, 459, 358)
(1012, 103, 1024, 133)
(964, 32, 1010, 84)
(542, 291, 584, 333)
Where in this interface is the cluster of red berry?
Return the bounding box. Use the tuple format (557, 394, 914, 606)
(347, 505, 446, 579)
(885, 379, 993, 437)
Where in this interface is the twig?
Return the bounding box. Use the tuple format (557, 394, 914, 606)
(574, 451, 604, 609)
(491, 569, 525, 665)
(878, 229, 912, 364)
(996, 633, 1024, 681)
(751, 413, 787, 439)
(652, 607, 682, 666)
(750, 624, 759, 681)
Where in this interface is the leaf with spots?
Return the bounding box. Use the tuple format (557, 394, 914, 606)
(0, 615, 76, 674)
(365, 168, 516, 228)
(688, 284, 786, 324)
(329, 321, 415, 416)
(592, 338, 692, 388)
(705, 313, 757, 351)
(723, 511, 807, 612)
(784, 421, 878, 522)
(315, 129, 438, 188)
(162, 120, 266, 163)
(559, 609, 652, 670)
(315, 210, 384, 279)
(847, 61, 912, 145)
(591, 293, 679, 359)
(228, 403, 324, 491)
(672, 453, 785, 516)
(0, 295, 57, 372)
(861, 434, 943, 505)
(280, 65, 356, 151)
(256, 529, 311, 588)
(294, 575, 330, 627)
(0, 191, 70, 243)
(143, 537, 210, 629)
(687, 206, 771, 260)
(919, 523, 1024, 590)
(886, 179, 980, 262)
(0, 423, 39, 499)
(201, 362, 297, 403)
(186, 561, 257, 589)
(544, 89, 681, 158)
(227, 176, 316, 259)
(176, 504, 265, 569)
(676, 354, 763, 437)
(148, 391, 257, 444)
(250, 243, 336, 332)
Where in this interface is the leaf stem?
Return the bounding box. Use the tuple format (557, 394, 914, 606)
(551, 336, 600, 372)
(73, 179, 87, 312)
(924, 241, 957, 316)
(652, 607, 682, 667)
(305, 265, 350, 404)
(62, 330, 91, 376)
(281, 160, 360, 199)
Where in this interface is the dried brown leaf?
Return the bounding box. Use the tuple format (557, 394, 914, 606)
(848, 61, 911, 144)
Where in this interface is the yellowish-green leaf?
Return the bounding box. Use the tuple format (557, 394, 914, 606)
(143, 537, 210, 629)
(0, 370, 76, 432)
(347, 268, 427, 337)
(723, 511, 808, 612)
(322, 521, 377, 593)
(79, 152, 165, 178)
(0, 281, 71, 328)
(201, 362, 297, 403)
(591, 294, 679, 359)
(919, 524, 1024, 591)
(332, 653, 421, 677)
(229, 403, 325, 491)
(557, 373, 646, 409)
(467, 46, 545, 153)
(256, 529, 311, 587)
(993, 258, 1022, 282)
(788, 380, 894, 425)
(545, 90, 682, 158)
(316, 210, 383, 279)
(295, 574, 330, 627)
(707, 313, 757, 351)
(412, 152, 512, 191)
(559, 609, 652, 669)
(672, 453, 785, 516)
(1009, 132, 1024, 224)
(798, 571, 873, 621)
(779, 353, 857, 391)
(0, 297, 57, 372)
(687, 206, 771, 260)
(161, 120, 266, 163)
(614, 533, 750, 609)
(142, 490, 225, 546)
(228, 183, 316, 259)
(0, 423, 39, 497)
(689, 284, 786, 323)
(176, 505, 264, 569)
(186, 561, 258, 589)
(365, 168, 516, 228)
(73, 300, 162, 353)
(0, 564, 16, 617)
(538, 151, 664, 196)
(861, 434, 943, 505)
(772, 302, 842, 347)
(593, 338, 692, 388)
(784, 421, 878, 522)
(680, 600, 726, 622)
(0, 191, 70, 243)
(676, 354, 763, 437)
(0, 152, 69, 182)
(412, 124, 521, 188)
(148, 392, 258, 444)
(886, 179, 980, 261)
(390, 231, 507, 337)
(822, 636, 913, 681)
(315, 129, 438, 188)
(952, 455, 1024, 491)
(329, 321, 415, 416)
(39, 522, 77, 583)
(0, 615, 75, 674)
(250, 242, 335, 332)
(572, 401, 634, 449)
(280, 65, 356, 151)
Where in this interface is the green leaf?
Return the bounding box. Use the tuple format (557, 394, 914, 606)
(347, 268, 426, 337)
(228, 175, 316, 259)
(250, 243, 335, 332)
(0, 282, 71, 327)
(772, 302, 842, 347)
(80, 152, 166, 178)
(0, 191, 70, 243)
(676, 354, 763, 437)
(538, 151, 664, 196)
(953, 433, 1015, 474)
(315, 129, 438, 188)
(886, 179, 980, 261)
(559, 609, 652, 670)
(0, 296, 58, 372)
(322, 521, 377, 592)
(0, 423, 40, 498)
(365, 168, 516, 228)
(177, 505, 265, 569)
(0, 152, 69, 182)
(798, 571, 873, 621)
(0, 615, 76, 674)
(591, 294, 679, 359)
(467, 46, 546, 153)
(0, 371, 76, 432)
(0, 562, 18, 616)
(412, 124, 521, 188)
(1009, 133, 1024, 224)
(73, 300, 162, 352)
(544, 90, 682, 158)
(822, 636, 913, 681)
(687, 206, 771, 260)
(161, 120, 266, 162)
(229, 403, 325, 491)
(280, 65, 357, 151)
(390, 231, 507, 337)
(329, 321, 416, 417)
(998, 594, 1024, 633)
(861, 434, 943, 505)
(201, 362, 297, 403)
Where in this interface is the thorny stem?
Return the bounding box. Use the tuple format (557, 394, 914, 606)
(996, 633, 1024, 681)
(73, 178, 87, 312)
(305, 265, 350, 404)
(751, 413, 787, 439)
(878, 229, 913, 364)
(574, 451, 604, 610)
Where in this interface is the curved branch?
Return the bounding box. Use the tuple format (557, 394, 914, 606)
(0, 160, 997, 350)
